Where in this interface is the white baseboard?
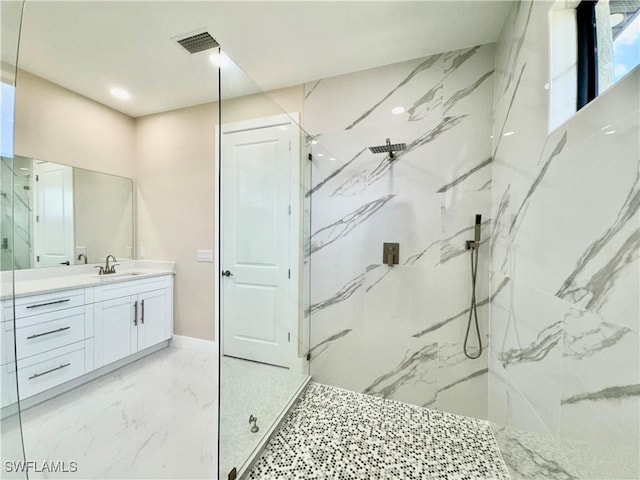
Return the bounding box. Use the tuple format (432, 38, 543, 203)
(171, 334, 216, 353)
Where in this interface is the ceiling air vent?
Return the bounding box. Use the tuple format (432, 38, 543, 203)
(175, 31, 219, 54)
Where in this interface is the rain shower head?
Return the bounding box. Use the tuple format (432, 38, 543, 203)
(368, 138, 406, 160)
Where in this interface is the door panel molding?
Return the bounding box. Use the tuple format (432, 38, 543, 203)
(219, 112, 301, 369)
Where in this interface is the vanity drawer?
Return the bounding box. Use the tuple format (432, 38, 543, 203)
(94, 276, 172, 302)
(15, 306, 90, 360)
(17, 342, 87, 399)
(6, 289, 85, 320)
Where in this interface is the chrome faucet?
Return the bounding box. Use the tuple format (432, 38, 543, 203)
(104, 255, 119, 275)
(77, 253, 87, 264)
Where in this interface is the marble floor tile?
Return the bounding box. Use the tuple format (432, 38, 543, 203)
(1, 412, 27, 479)
(18, 345, 217, 479)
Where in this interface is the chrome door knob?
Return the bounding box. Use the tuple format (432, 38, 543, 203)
(221, 270, 233, 277)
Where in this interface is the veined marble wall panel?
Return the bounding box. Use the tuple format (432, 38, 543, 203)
(490, 271, 566, 436)
(489, 1, 639, 478)
(436, 341, 488, 419)
(307, 44, 495, 419)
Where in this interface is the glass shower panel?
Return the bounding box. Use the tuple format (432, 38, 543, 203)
(1, 0, 27, 478)
(218, 48, 312, 479)
(12, 3, 218, 478)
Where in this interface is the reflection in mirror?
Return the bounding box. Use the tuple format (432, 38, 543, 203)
(73, 167, 133, 265)
(1, 156, 31, 270)
(1, 156, 133, 270)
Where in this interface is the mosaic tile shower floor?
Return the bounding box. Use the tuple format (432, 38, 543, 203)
(247, 383, 510, 480)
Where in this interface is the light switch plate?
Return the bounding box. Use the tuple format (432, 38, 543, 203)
(138, 247, 146, 259)
(197, 249, 213, 262)
(75, 246, 86, 255)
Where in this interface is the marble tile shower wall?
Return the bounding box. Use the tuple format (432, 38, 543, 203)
(305, 44, 495, 419)
(489, 2, 639, 479)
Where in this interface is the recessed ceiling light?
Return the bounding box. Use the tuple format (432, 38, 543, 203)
(391, 106, 405, 115)
(19, 167, 29, 171)
(610, 13, 624, 27)
(110, 87, 131, 100)
(503, 131, 515, 137)
(317, 153, 325, 157)
(311, 140, 318, 145)
(604, 130, 616, 135)
(329, 157, 336, 161)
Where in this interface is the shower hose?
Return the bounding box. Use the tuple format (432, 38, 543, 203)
(463, 244, 482, 360)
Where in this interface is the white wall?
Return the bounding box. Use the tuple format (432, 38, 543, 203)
(14, 68, 304, 341)
(489, 2, 639, 478)
(15, 70, 135, 178)
(135, 102, 217, 340)
(135, 86, 304, 341)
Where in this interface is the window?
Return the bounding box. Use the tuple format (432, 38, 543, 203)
(576, 1, 598, 109)
(577, 0, 640, 110)
(550, 0, 640, 130)
(609, 2, 640, 82)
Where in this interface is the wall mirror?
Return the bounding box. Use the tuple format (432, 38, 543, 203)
(0, 155, 133, 270)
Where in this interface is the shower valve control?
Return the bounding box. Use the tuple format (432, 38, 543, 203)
(383, 243, 400, 267)
(466, 214, 482, 250)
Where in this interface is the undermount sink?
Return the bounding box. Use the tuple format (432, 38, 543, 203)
(93, 271, 145, 279)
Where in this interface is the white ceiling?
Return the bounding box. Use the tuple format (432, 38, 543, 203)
(15, 1, 512, 118)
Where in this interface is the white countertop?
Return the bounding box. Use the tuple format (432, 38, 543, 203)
(1, 261, 176, 300)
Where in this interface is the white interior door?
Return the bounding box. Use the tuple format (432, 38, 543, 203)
(221, 117, 294, 368)
(33, 161, 74, 267)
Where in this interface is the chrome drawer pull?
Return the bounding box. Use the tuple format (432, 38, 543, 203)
(26, 299, 71, 309)
(28, 362, 71, 380)
(27, 326, 71, 340)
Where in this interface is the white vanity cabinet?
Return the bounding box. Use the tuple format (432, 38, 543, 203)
(1, 289, 93, 404)
(93, 275, 173, 369)
(1, 272, 174, 409)
(1, 313, 18, 408)
(137, 288, 172, 351)
(93, 296, 137, 367)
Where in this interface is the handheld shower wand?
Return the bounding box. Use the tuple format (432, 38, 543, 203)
(464, 214, 483, 360)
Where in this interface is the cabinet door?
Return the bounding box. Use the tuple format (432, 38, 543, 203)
(137, 289, 171, 351)
(94, 296, 137, 368)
